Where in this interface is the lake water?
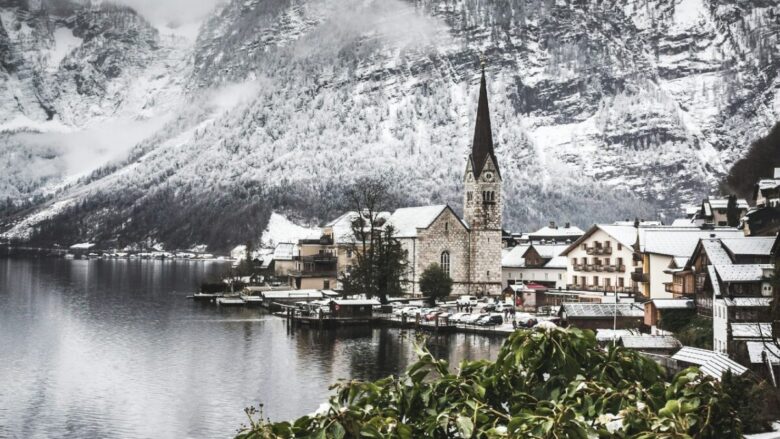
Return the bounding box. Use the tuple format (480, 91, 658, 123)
(0, 258, 505, 438)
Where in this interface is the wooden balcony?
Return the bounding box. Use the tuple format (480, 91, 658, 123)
(585, 246, 613, 255)
(631, 268, 648, 283)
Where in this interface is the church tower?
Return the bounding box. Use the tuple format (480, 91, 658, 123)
(463, 63, 503, 296)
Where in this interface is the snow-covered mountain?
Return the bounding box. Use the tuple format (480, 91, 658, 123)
(1, 0, 779, 251)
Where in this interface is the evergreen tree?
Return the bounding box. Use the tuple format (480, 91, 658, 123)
(726, 194, 740, 227)
(419, 263, 453, 306)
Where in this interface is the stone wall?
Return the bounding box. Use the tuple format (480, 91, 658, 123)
(407, 208, 470, 296)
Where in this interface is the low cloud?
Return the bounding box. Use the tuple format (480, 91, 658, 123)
(7, 116, 172, 184)
(111, 0, 223, 27)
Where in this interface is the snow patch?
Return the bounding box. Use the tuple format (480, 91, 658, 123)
(45, 27, 83, 71)
(260, 212, 320, 248)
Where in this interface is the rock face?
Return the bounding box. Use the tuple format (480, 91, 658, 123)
(1, 0, 780, 251)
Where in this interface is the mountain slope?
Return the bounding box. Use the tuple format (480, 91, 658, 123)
(2, 0, 779, 251)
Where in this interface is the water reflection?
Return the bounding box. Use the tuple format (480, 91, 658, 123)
(0, 259, 506, 438)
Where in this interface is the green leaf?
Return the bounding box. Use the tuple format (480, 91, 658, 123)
(456, 415, 474, 438)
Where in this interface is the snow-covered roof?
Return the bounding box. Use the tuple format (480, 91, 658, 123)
(672, 256, 689, 268)
(544, 255, 568, 269)
(331, 299, 381, 306)
(639, 228, 742, 256)
(534, 244, 570, 259)
(670, 218, 697, 227)
(560, 303, 644, 318)
(272, 242, 297, 261)
(700, 239, 734, 265)
(598, 224, 640, 248)
(595, 329, 640, 342)
(672, 347, 747, 379)
(650, 299, 694, 310)
(714, 264, 765, 282)
(621, 335, 681, 350)
(722, 297, 772, 307)
(730, 322, 773, 339)
(324, 210, 392, 244)
(501, 244, 530, 268)
(707, 266, 721, 297)
(757, 178, 780, 192)
(705, 198, 749, 209)
(720, 237, 776, 256)
(746, 341, 780, 365)
(388, 205, 459, 238)
(262, 290, 324, 299)
(528, 225, 584, 238)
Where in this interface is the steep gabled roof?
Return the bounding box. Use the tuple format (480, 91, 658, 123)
(388, 205, 467, 238)
(469, 67, 499, 179)
(560, 224, 638, 256)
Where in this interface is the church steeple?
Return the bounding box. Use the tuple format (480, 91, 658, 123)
(470, 63, 499, 179)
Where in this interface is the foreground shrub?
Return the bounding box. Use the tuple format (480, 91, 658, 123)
(237, 327, 743, 438)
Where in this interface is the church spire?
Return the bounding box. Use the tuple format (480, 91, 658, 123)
(470, 59, 498, 179)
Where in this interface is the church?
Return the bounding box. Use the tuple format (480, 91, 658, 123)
(388, 67, 503, 297)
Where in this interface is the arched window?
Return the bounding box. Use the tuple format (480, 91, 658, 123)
(440, 251, 450, 276)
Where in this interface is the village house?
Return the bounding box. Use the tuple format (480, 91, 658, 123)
(643, 298, 695, 332)
(684, 235, 777, 357)
(526, 222, 584, 245)
(635, 227, 743, 299)
(694, 197, 749, 227)
(272, 242, 298, 278)
(560, 224, 640, 294)
(743, 167, 780, 237)
(290, 236, 339, 290)
(501, 243, 568, 289)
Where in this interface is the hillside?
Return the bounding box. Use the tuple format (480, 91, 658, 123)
(2, 0, 780, 251)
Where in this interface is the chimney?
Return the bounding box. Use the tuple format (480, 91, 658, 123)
(774, 167, 780, 179)
(549, 221, 556, 229)
(565, 222, 570, 228)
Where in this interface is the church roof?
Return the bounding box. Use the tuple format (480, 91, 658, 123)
(470, 67, 499, 179)
(387, 205, 466, 238)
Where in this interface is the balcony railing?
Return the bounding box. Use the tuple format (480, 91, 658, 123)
(290, 270, 337, 278)
(631, 268, 648, 283)
(299, 254, 337, 263)
(585, 247, 613, 255)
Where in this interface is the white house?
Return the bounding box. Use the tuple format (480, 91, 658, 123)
(560, 224, 640, 294)
(501, 243, 568, 289)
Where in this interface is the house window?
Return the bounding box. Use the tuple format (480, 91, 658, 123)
(445, 222, 449, 232)
(467, 192, 473, 202)
(605, 278, 611, 289)
(593, 276, 599, 286)
(347, 249, 353, 258)
(440, 251, 450, 275)
(617, 257, 623, 268)
(323, 280, 330, 289)
(558, 273, 562, 280)
(618, 243, 623, 251)
(618, 277, 624, 287)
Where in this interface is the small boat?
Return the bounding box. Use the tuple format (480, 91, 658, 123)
(216, 297, 245, 306)
(189, 292, 224, 303)
(239, 295, 264, 307)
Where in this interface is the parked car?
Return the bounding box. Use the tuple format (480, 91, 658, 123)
(482, 303, 497, 312)
(461, 314, 482, 325)
(399, 307, 421, 317)
(449, 312, 468, 323)
(477, 314, 503, 326)
(495, 303, 515, 313)
(456, 295, 478, 306)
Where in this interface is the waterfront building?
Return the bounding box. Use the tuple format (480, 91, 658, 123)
(501, 243, 568, 289)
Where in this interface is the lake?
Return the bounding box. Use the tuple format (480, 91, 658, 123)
(0, 258, 505, 438)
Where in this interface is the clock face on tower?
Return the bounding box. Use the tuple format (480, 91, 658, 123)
(483, 171, 494, 182)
